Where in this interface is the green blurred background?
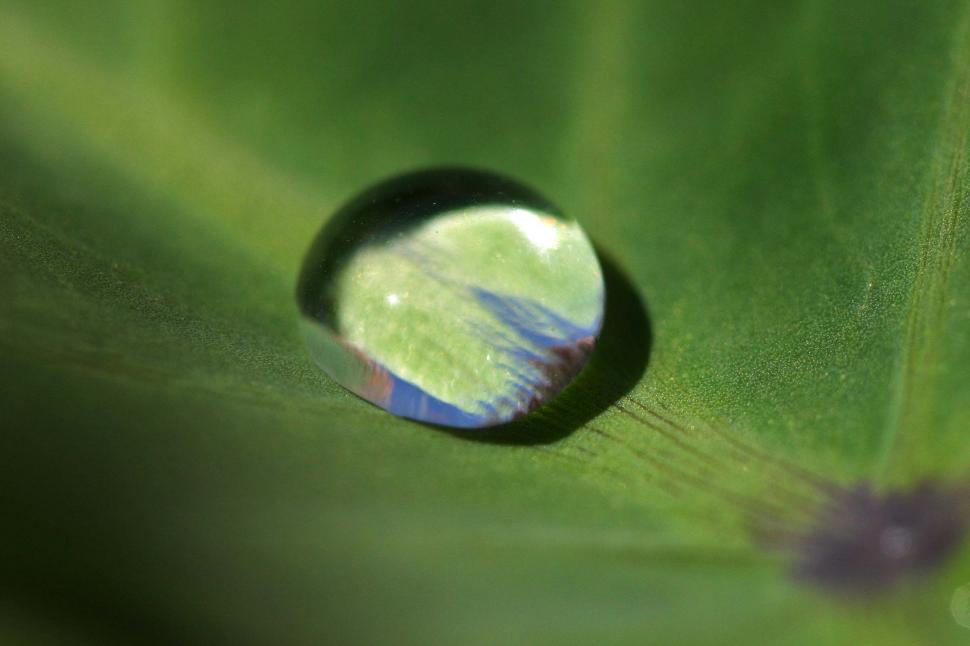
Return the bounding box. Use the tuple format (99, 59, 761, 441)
(1, 1, 969, 644)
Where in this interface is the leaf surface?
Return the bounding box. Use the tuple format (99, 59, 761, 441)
(1, 2, 969, 644)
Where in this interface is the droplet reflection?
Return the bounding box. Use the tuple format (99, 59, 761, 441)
(296, 168, 605, 428)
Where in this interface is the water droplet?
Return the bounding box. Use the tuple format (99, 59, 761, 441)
(953, 582, 970, 629)
(296, 168, 605, 428)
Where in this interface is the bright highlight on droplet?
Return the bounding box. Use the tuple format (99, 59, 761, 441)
(296, 168, 605, 428)
(511, 209, 560, 252)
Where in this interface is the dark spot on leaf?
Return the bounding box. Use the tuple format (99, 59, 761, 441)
(791, 480, 969, 593)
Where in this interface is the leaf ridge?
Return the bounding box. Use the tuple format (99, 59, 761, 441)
(879, 8, 970, 478)
(0, 8, 326, 272)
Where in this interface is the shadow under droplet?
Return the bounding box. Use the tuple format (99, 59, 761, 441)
(442, 246, 651, 445)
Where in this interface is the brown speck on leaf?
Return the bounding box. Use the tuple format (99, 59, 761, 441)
(791, 481, 969, 593)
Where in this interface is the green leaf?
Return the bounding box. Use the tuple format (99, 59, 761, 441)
(1, 1, 969, 643)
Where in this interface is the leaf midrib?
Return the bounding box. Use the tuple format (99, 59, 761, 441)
(878, 5, 970, 479)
